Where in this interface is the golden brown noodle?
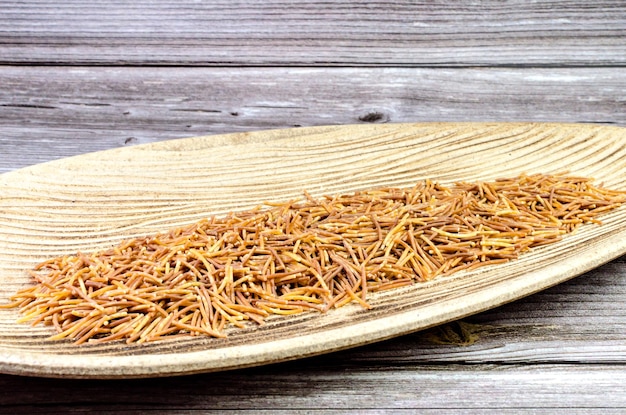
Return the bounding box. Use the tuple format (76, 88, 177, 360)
(3, 173, 625, 344)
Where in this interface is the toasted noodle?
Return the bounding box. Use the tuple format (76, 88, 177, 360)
(3, 173, 625, 345)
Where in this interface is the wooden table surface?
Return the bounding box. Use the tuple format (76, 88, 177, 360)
(1, 1, 625, 412)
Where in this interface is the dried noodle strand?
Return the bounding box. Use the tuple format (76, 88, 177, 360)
(2, 173, 625, 344)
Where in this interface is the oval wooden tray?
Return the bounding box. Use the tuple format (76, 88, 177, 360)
(0, 122, 625, 379)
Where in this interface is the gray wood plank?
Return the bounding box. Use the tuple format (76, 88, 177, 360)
(1, 66, 624, 173)
(1, 0, 625, 66)
(1, 363, 626, 412)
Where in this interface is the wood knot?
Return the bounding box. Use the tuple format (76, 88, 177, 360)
(421, 321, 484, 346)
(358, 112, 388, 123)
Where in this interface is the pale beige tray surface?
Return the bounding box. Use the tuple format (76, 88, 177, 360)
(0, 122, 625, 378)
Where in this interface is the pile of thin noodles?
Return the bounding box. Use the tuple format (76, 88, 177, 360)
(3, 173, 625, 345)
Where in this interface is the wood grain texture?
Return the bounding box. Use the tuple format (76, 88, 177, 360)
(1, 362, 626, 412)
(2, 0, 626, 409)
(1, 66, 625, 173)
(0, 122, 624, 378)
(1, 0, 625, 66)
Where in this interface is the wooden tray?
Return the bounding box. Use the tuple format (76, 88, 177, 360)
(0, 122, 625, 379)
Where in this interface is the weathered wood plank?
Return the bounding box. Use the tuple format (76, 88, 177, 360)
(1, 66, 624, 173)
(1, 0, 625, 66)
(1, 363, 626, 411)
